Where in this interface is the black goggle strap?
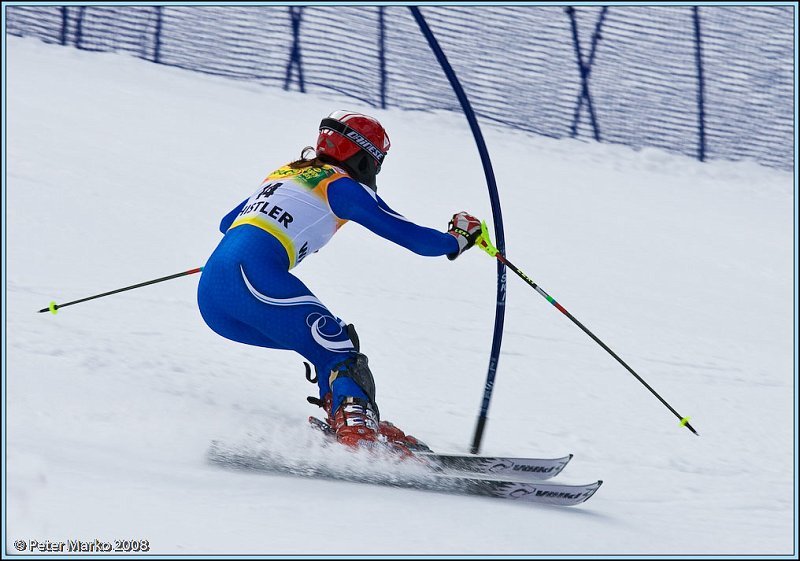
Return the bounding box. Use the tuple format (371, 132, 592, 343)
(319, 118, 386, 165)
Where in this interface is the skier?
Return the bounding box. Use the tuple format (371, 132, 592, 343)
(197, 110, 482, 453)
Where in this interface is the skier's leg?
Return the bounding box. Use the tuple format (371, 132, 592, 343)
(198, 229, 411, 448)
(197, 232, 370, 404)
(197, 307, 291, 350)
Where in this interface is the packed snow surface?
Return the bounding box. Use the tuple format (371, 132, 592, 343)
(5, 37, 796, 555)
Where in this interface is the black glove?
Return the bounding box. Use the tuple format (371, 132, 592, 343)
(446, 211, 482, 260)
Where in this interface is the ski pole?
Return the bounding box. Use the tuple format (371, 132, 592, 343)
(38, 267, 204, 314)
(475, 222, 698, 436)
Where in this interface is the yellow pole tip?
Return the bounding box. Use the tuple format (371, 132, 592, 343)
(680, 416, 691, 427)
(49, 301, 58, 315)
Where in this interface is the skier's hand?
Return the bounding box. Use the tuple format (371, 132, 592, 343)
(446, 211, 482, 260)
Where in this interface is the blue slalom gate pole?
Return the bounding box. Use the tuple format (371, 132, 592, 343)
(410, 7, 507, 454)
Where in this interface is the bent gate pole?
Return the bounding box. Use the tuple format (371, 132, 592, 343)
(410, 7, 507, 454)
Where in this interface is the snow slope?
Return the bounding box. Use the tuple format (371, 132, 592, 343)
(4, 36, 796, 556)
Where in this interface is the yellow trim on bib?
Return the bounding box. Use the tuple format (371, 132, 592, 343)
(229, 217, 297, 269)
(265, 166, 297, 181)
(313, 174, 349, 230)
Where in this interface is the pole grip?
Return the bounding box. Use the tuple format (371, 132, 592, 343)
(476, 221, 499, 257)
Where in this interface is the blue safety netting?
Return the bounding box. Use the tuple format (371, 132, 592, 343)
(6, 5, 794, 170)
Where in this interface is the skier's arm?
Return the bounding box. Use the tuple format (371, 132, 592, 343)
(219, 199, 248, 233)
(328, 178, 460, 257)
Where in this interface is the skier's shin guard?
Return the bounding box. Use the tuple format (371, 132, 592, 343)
(328, 352, 379, 419)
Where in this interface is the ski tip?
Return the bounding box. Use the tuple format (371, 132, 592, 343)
(568, 453, 574, 460)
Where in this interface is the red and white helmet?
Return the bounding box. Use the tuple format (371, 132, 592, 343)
(316, 111, 390, 187)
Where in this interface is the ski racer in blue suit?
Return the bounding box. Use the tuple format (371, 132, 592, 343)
(197, 110, 482, 451)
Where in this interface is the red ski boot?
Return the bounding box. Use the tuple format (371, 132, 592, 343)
(331, 396, 380, 448)
(309, 393, 415, 456)
(378, 421, 432, 453)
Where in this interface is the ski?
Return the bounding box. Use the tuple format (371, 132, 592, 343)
(207, 441, 602, 507)
(308, 416, 572, 482)
(416, 451, 572, 481)
(427, 474, 602, 506)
